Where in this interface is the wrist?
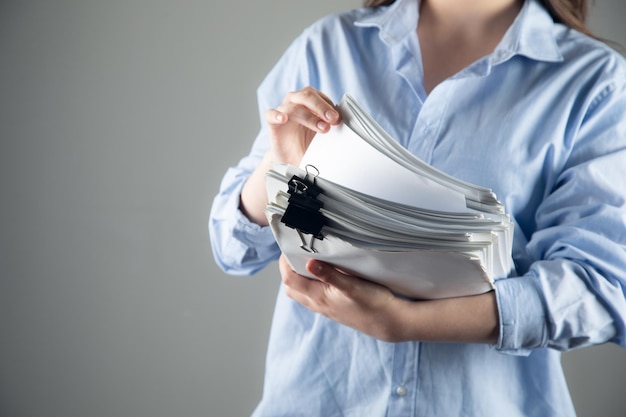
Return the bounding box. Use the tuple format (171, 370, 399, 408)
(239, 153, 274, 226)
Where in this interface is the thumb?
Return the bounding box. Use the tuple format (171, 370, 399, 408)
(306, 260, 352, 291)
(265, 108, 288, 127)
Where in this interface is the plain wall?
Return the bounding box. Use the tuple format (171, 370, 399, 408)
(0, 1, 625, 416)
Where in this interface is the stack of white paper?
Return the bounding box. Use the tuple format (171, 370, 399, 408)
(265, 94, 514, 299)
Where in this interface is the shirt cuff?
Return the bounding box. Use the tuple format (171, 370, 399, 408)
(493, 275, 549, 355)
(209, 178, 278, 274)
(224, 181, 277, 245)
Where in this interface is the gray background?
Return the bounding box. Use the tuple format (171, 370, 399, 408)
(1, 1, 625, 416)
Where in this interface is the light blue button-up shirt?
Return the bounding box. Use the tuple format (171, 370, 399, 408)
(209, 0, 626, 415)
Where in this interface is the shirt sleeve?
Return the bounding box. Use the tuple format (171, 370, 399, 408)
(495, 76, 626, 354)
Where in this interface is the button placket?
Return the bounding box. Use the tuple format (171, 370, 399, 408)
(387, 342, 420, 417)
(407, 86, 451, 163)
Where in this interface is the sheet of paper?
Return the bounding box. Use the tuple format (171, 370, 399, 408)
(299, 124, 468, 213)
(267, 213, 494, 300)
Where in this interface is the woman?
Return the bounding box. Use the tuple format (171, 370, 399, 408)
(209, 0, 626, 415)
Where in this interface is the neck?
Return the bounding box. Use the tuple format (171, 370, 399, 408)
(419, 0, 523, 36)
(416, 0, 524, 94)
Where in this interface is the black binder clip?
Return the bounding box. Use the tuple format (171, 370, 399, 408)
(280, 165, 325, 253)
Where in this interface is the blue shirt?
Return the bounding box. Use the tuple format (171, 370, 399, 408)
(209, 0, 626, 415)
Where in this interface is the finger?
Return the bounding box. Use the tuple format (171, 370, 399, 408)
(282, 88, 341, 125)
(279, 257, 326, 308)
(310, 89, 341, 124)
(279, 255, 319, 294)
(265, 103, 329, 134)
(280, 102, 334, 133)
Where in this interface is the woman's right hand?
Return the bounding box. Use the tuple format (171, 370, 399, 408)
(264, 87, 341, 166)
(240, 87, 340, 226)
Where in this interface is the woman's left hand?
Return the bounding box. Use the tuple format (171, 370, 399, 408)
(279, 254, 500, 344)
(279, 254, 412, 342)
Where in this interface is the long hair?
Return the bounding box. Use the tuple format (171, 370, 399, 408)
(362, 0, 593, 37)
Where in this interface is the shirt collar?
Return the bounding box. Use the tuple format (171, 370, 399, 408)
(354, 0, 418, 45)
(355, 0, 563, 64)
(494, 0, 563, 63)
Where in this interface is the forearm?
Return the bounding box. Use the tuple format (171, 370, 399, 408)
(394, 291, 499, 344)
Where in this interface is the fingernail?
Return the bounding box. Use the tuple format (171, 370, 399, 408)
(312, 262, 324, 274)
(317, 120, 328, 130)
(276, 113, 285, 122)
(325, 110, 337, 121)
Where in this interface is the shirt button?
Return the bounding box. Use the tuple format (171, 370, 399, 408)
(395, 385, 408, 397)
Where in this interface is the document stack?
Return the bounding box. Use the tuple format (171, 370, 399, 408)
(265, 94, 514, 299)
